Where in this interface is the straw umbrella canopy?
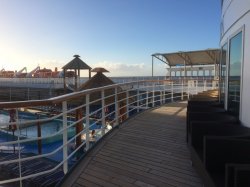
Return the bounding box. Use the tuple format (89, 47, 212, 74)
(73, 67, 126, 148)
(62, 55, 92, 92)
(78, 67, 123, 105)
(79, 67, 111, 90)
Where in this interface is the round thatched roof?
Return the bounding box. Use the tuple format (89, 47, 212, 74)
(62, 55, 92, 70)
(91, 67, 109, 73)
(78, 71, 114, 90)
(75, 69, 126, 105)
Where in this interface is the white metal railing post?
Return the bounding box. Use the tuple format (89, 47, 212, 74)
(62, 101, 68, 174)
(222, 81, 225, 94)
(16, 109, 23, 187)
(163, 83, 166, 104)
(160, 83, 163, 105)
(234, 86, 237, 101)
(181, 80, 184, 100)
(101, 90, 105, 137)
(126, 90, 129, 119)
(10, 88, 12, 101)
(152, 83, 155, 107)
(85, 94, 90, 151)
(146, 87, 149, 108)
(171, 81, 174, 102)
(115, 87, 119, 126)
(196, 80, 198, 94)
(137, 83, 140, 113)
(162, 90, 166, 104)
(188, 81, 190, 99)
(28, 88, 30, 100)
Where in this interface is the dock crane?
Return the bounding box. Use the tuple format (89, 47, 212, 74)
(26, 66, 40, 78)
(14, 67, 27, 77)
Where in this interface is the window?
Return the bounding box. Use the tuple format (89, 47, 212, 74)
(220, 43, 227, 103)
(228, 31, 242, 117)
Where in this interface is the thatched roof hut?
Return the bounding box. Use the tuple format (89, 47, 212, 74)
(62, 55, 92, 91)
(78, 67, 120, 105)
(78, 67, 113, 90)
(62, 55, 92, 70)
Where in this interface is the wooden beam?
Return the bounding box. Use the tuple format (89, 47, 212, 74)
(205, 51, 216, 62)
(64, 69, 66, 94)
(177, 53, 192, 65)
(76, 108, 83, 148)
(152, 54, 168, 65)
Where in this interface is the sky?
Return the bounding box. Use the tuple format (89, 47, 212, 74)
(0, 0, 221, 77)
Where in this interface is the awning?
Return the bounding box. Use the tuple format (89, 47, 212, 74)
(152, 49, 220, 67)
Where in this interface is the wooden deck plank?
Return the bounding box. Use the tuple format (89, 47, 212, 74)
(90, 161, 171, 187)
(61, 101, 203, 187)
(96, 150, 201, 183)
(98, 148, 199, 177)
(94, 149, 201, 186)
(101, 142, 193, 169)
(75, 178, 102, 187)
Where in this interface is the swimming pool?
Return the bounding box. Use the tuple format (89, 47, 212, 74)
(0, 110, 102, 161)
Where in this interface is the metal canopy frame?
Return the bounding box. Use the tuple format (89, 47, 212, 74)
(151, 49, 220, 77)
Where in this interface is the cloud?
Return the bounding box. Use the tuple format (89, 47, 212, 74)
(92, 61, 149, 76)
(94, 61, 144, 72)
(91, 61, 167, 77)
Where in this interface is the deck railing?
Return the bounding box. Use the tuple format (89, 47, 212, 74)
(0, 79, 218, 186)
(0, 76, 166, 89)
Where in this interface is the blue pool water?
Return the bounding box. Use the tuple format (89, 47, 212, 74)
(0, 110, 101, 162)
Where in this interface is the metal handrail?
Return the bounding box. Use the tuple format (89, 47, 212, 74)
(0, 79, 217, 185)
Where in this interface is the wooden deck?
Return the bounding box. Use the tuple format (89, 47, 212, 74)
(61, 102, 203, 187)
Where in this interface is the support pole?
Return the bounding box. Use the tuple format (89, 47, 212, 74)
(152, 84, 155, 107)
(184, 60, 186, 83)
(62, 101, 68, 174)
(171, 81, 174, 102)
(137, 83, 140, 113)
(126, 90, 129, 119)
(152, 55, 154, 77)
(181, 80, 184, 100)
(74, 69, 77, 91)
(76, 108, 83, 148)
(196, 80, 198, 94)
(37, 114, 42, 154)
(169, 66, 172, 80)
(16, 109, 23, 187)
(101, 90, 105, 136)
(115, 87, 119, 126)
(78, 69, 80, 88)
(89, 69, 91, 79)
(85, 94, 90, 151)
(63, 69, 66, 94)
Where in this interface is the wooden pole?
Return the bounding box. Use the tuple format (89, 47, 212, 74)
(76, 108, 83, 148)
(37, 114, 42, 154)
(89, 69, 91, 79)
(78, 69, 80, 88)
(75, 69, 77, 91)
(63, 69, 66, 94)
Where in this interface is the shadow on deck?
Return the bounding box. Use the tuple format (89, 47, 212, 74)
(61, 101, 203, 187)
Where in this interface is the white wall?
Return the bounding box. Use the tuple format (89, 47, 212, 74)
(221, 0, 250, 127)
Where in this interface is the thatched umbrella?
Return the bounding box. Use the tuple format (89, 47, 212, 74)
(62, 55, 92, 92)
(73, 67, 127, 148)
(79, 67, 112, 90)
(78, 67, 126, 107)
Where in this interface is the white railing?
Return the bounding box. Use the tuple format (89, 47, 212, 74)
(0, 77, 166, 89)
(0, 79, 217, 186)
